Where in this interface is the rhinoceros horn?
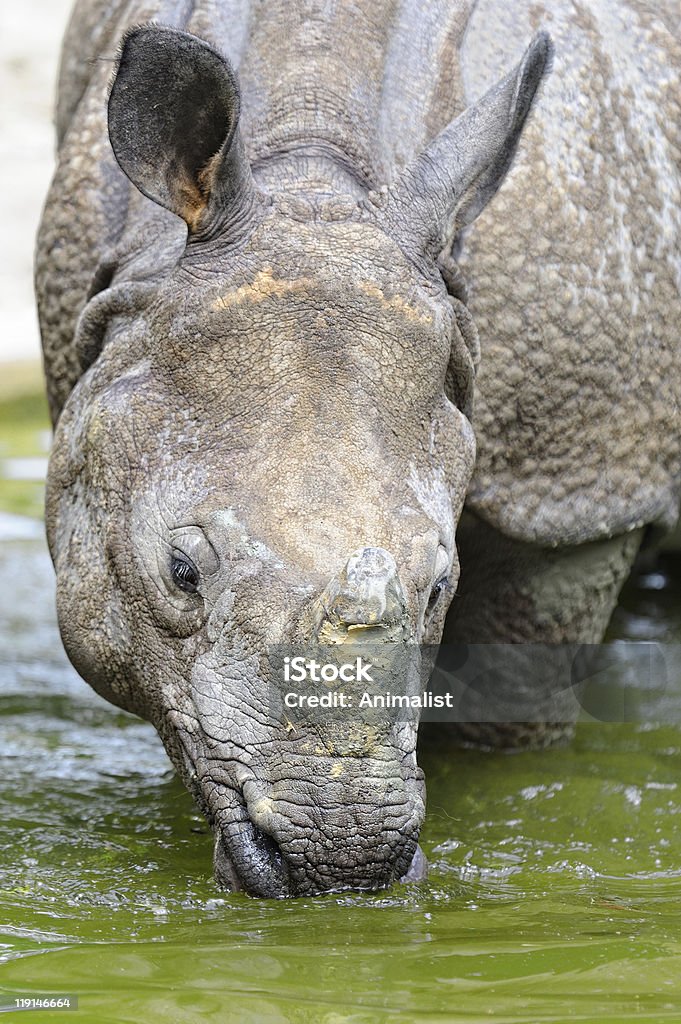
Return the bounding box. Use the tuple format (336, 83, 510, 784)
(304, 547, 410, 644)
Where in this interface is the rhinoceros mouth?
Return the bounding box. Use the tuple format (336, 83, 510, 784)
(213, 814, 428, 898)
(214, 818, 291, 898)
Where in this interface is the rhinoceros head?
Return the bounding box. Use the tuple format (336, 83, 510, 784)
(46, 26, 551, 895)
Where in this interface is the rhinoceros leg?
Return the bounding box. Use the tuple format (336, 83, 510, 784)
(441, 510, 643, 749)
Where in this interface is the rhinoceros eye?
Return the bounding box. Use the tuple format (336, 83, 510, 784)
(170, 553, 200, 594)
(427, 576, 452, 613)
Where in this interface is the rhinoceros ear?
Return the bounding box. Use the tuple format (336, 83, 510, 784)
(108, 25, 255, 237)
(373, 32, 553, 259)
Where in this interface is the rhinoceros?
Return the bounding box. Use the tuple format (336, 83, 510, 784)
(35, 0, 680, 896)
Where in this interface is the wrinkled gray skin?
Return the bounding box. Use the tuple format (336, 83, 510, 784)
(36, 1, 680, 896)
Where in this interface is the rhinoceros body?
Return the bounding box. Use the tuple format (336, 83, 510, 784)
(35, 0, 680, 895)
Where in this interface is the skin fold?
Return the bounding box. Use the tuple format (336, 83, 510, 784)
(35, 1, 680, 896)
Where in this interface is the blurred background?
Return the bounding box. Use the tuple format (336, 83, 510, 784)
(0, 0, 72, 528)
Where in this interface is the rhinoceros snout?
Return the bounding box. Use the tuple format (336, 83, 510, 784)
(201, 544, 423, 897)
(213, 812, 426, 898)
(216, 769, 425, 897)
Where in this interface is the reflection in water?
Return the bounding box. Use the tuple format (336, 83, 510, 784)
(1, 536, 681, 1023)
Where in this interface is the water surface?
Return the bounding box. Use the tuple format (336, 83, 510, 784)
(1, 531, 680, 1023)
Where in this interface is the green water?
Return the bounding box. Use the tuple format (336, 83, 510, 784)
(1, 391, 681, 1022)
(0, 381, 49, 519)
